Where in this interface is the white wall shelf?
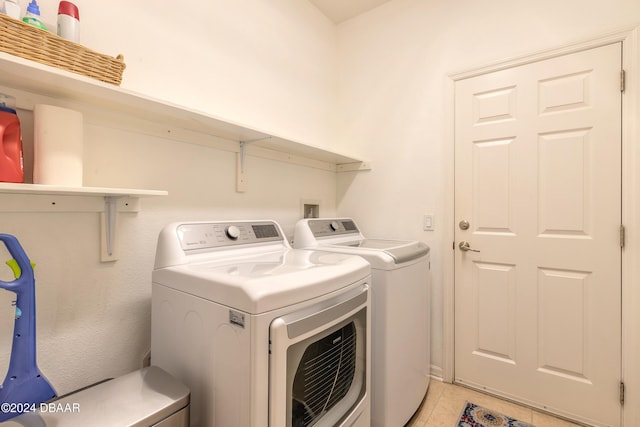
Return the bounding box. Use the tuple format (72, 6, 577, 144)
(0, 183, 168, 262)
(0, 183, 167, 198)
(0, 51, 371, 193)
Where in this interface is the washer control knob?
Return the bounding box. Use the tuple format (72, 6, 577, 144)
(225, 225, 240, 240)
(330, 221, 340, 231)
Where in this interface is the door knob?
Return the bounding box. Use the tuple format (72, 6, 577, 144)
(458, 241, 480, 252)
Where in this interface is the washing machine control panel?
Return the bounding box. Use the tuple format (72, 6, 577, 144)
(308, 219, 360, 238)
(177, 221, 283, 251)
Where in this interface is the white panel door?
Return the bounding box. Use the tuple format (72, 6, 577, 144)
(454, 43, 622, 427)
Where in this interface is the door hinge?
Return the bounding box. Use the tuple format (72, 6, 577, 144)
(620, 224, 626, 249)
(621, 69, 626, 92)
(620, 381, 625, 405)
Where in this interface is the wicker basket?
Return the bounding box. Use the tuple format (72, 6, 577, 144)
(0, 14, 125, 85)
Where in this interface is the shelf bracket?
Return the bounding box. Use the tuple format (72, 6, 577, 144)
(236, 137, 272, 193)
(100, 196, 121, 262)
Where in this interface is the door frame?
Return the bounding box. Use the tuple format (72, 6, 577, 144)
(443, 27, 640, 425)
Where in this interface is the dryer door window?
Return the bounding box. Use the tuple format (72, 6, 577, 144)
(291, 321, 357, 426)
(269, 285, 368, 427)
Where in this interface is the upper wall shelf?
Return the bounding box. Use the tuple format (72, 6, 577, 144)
(0, 52, 370, 176)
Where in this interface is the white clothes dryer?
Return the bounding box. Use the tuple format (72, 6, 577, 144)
(152, 220, 371, 427)
(294, 218, 431, 427)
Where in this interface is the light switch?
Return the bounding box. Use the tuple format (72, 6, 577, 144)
(423, 214, 434, 231)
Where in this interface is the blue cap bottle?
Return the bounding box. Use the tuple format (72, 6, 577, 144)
(23, 0, 47, 31)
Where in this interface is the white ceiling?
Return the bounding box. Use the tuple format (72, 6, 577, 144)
(309, 0, 392, 24)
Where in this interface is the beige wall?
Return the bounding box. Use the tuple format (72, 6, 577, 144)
(335, 0, 640, 375)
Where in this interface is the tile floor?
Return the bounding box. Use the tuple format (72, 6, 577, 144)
(406, 380, 584, 427)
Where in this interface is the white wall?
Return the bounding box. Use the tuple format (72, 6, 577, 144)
(335, 0, 640, 376)
(34, 0, 339, 148)
(0, 0, 339, 395)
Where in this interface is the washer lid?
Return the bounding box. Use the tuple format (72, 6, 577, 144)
(333, 239, 430, 264)
(153, 248, 370, 314)
(293, 218, 429, 266)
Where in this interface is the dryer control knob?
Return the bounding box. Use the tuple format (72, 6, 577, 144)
(225, 225, 240, 240)
(330, 221, 340, 231)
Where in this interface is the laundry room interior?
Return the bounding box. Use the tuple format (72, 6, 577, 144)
(1, 0, 640, 426)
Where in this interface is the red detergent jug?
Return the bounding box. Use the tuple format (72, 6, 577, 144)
(0, 100, 24, 183)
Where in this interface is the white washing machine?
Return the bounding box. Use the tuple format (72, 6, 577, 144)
(151, 220, 371, 427)
(294, 218, 431, 427)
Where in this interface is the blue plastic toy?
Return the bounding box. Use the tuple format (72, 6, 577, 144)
(0, 234, 56, 421)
